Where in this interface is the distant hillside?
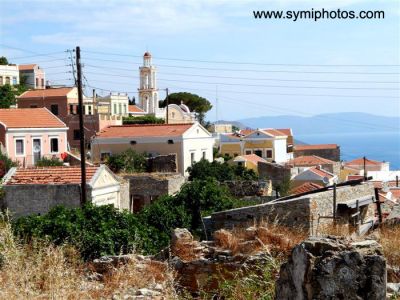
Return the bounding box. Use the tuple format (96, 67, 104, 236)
(234, 112, 399, 135)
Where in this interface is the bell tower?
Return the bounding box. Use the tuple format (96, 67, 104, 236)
(138, 52, 159, 114)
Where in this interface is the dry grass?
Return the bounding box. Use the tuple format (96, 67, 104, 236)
(0, 215, 176, 299)
(213, 223, 307, 257)
(379, 223, 400, 269)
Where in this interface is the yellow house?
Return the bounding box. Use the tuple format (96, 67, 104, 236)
(229, 154, 267, 173)
(219, 128, 292, 163)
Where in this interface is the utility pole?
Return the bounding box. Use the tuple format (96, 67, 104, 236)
(165, 88, 169, 124)
(76, 46, 87, 205)
(363, 156, 367, 180)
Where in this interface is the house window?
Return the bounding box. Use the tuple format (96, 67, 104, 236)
(30, 105, 38, 108)
(266, 150, 273, 158)
(50, 104, 59, 116)
(5, 77, 10, 84)
(88, 105, 92, 115)
(113, 103, 117, 114)
(100, 152, 111, 161)
(254, 150, 262, 157)
(118, 103, 122, 114)
(191, 152, 195, 165)
(0, 76, 3, 85)
(167, 139, 174, 144)
(124, 104, 127, 114)
(12, 77, 17, 85)
(15, 139, 24, 155)
(234, 153, 239, 157)
(245, 150, 252, 155)
(202, 151, 206, 159)
(50, 138, 59, 153)
(36, 78, 39, 87)
(130, 140, 137, 145)
(73, 129, 81, 140)
(69, 104, 74, 114)
(41, 78, 44, 87)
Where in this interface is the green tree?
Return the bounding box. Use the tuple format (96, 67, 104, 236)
(160, 92, 212, 125)
(0, 152, 16, 178)
(122, 115, 164, 125)
(274, 175, 292, 197)
(106, 149, 147, 173)
(0, 85, 16, 108)
(0, 56, 8, 65)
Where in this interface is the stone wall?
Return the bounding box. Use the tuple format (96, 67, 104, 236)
(1, 184, 81, 218)
(221, 180, 271, 197)
(147, 154, 177, 173)
(123, 173, 185, 212)
(207, 183, 375, 236)
(258, 161, 292, 186)
(294, 147, 340, 161)
(118, 178, 130, 211)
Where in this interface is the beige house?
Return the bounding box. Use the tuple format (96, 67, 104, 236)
(91, 122, 214, 175)
(1, 165, 126, 218)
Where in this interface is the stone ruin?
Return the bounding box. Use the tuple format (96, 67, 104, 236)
(275, 236, 387, 300)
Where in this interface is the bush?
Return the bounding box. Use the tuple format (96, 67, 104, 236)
(0, 152, 16, 178)
(106, 149, 147, 173)
(35, 157, 64, 167)
(122, 115, 164, 125)
(188, 159, 258, 182)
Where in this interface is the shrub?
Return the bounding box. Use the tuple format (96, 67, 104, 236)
(0, 151, 16, 178)
(106, 149, 147, 173)
(122, 115, 164, 125)
(188, 159, 258, 182)
(35, 157, 64, 167)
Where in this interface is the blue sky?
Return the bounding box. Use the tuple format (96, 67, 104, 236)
(1, 0, 399, 122)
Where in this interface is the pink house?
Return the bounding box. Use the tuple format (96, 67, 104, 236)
(0, 108, 68, 167)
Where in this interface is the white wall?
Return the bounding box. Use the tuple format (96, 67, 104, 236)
(273, 138, 288, 163)
(0, 66, 19, 85)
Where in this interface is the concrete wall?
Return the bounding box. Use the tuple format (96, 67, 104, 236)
(1, 184, 81, 218)
(207, 183, 375, 236)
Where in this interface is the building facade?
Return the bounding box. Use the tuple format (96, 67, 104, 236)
(91, 122, 214, 175)
(0, 108, 68, 167)
(18, 64, 46, 89)
(0, 65, 19, 86)
(294, 144, 340, 161)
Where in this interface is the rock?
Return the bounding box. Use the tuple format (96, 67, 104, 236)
(92, 255, 134, 273)
(171, 228, 193, 246)
(387, 283, 400, 293)
(276, 236, 386, 300)
(213, 229, 234, 248)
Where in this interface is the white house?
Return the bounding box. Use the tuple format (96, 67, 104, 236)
(0, 65, 19, 86)
(91, 122, 214, 175)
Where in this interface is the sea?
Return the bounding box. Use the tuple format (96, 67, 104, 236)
(296, 131, 400, 170)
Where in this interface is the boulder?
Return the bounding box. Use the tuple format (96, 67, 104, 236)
(276, 236, 386, 300)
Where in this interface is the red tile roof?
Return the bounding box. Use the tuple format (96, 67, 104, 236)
(347, 175, 365, 181)
(96, 123, 194, 138)
(276, 128, 292, 136)
(308, 167, 334, 178)
(239, 129, 254, 136)
(345, 158, 384, 166)
(262, 128, 287, 137)
(294, 144, 338, 151)
(18, 87, 74, 98)
(6, 166, 99, 185)
(18, 64, 36, 71)
(128, 105, 145, 113)
(288, 155, 335, 166)
(0, 108, 66, 128)
(290, 182, 323, 195)
(235, 154, 267, 164)
(239, 128, 288, 137)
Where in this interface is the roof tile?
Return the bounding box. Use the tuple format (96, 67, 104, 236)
(0, 108, 66, 128)
(96, 123, 194, 138)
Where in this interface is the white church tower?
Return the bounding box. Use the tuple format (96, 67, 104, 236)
(138, 52, 164, 117)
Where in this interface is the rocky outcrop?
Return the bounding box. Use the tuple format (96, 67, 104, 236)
(275, 236, 386, 300)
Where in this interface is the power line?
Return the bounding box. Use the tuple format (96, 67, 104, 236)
(83, 63, 400, 85)
(81, 57, 400, 75)
(82, 49, 400, 67)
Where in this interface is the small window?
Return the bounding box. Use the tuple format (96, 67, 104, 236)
(130, 140, 137, 145)
(88, 105, 92, 115)
(118, 103, 122, 114)
(238, 162, 243, 166)
(245, 150, 252, 155)
(113, 103, 117, 114)
(12, 77, 17, 85)
(35, 78, 39, 87)
(234, 153, 238, 157)
(41, 78, 44, 87)
(100, 152, 111, 161)
(191, 152, 195, 165)
(254, 150, 262, 157)
(202, 151, 206, 159)
(167, 139, 174, 144)
(266, 150, 273, 158)
(0, 76, 3, 85)
(50, 104, 59, 116)
(69, 104, 74, 114)
(5, 77, 10, 84)
(30, 105, 38, 108)
(50, 138, 59, 153)
(73, 129, 81, 140)
(15, 139, 24, 155)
